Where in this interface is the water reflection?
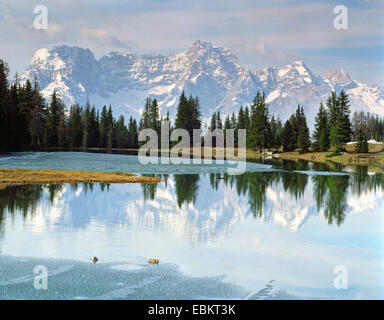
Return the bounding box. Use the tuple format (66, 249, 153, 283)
(0, 164, 383, 245)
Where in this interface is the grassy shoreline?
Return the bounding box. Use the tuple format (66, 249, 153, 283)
(0, 168, 161, 185)
(1, 143, 383, 185)
(271, 143, 384, 170)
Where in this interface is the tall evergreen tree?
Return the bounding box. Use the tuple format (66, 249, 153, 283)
(237, 107, 246, 129)
(269, 115, 278, 151)
(141, 97, 151, 130)
(68, 104, 83, 148)
(29, 77, 46, 148)
(99, 105, 108, 148)
(128, 116, 138, 148)
(329, 111, 345, 155)
(0, 59, 8, 150)
(106, 106, 114, 149)
(174, 92, 201, 146)
(115, 115, 129, 148)
(45, 91, 63, 148)
(224, 115, 231, 146)
(327, 91, 352, 154)
(355, 128, 368, 153)
(312, 101, 329, 151)
(249, 91, 271, 153)
(149, 98, 160, 134)
(282, 120, 295, 152)
(175, 91, 188, 130)
(244, 106, 250, 130)
(297, 113, 310, 153)
(276, 118, 283, 150)
(210, 112, 217, 131)
(338, 90, 352, 143)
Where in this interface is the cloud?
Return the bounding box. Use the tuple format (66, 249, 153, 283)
(239, 42, 302, 61)
(0, 2, 32, 31)
(46, 24, 65, 36)
(229, 41, 303, 69)
(80, 27, 139, 51)
(0, 2, 65, 38)
(0, 0, 383, 84)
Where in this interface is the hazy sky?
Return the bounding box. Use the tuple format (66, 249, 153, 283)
(0, 0, 383, 85)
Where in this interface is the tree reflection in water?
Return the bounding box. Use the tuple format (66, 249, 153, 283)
(0, 163, 383, 240)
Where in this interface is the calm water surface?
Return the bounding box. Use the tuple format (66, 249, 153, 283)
(0, 152, 383, 299)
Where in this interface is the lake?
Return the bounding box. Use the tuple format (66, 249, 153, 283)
(0, 152, 383, 299)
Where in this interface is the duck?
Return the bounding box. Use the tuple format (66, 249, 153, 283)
(92, 256, 98, 264)
(148, 258, 159, 264)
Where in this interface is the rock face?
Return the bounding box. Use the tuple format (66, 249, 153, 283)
(22, 40, 384, 125)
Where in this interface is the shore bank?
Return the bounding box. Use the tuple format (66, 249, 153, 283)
(0, 168, 161, 185)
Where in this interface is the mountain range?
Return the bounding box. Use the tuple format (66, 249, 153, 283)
(21, 40, 384, 126)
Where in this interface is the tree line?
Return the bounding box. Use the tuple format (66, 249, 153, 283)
(1, 57, 384, 154)
(209, 90, 384, 154)
(0, 59, 140, 151)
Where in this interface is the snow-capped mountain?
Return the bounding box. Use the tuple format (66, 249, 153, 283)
(22, 40, 384, 125)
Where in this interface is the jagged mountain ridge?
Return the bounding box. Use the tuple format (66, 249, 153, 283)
(22, 40, 384, 125)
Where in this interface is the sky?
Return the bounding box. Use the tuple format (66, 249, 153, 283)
(0, 0, 383, 85)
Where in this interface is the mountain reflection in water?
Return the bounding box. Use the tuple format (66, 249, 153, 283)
(0, 161, 383, 245)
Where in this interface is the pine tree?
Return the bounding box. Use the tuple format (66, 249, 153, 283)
(128, 116, 138, 148)
(338, 90, 352, 143)
(355, 128, 368, 153)
(141, 97, 151, 130)
(216, 111, 223, 130)
(45, 91, 63, 148)
(29, 77, 46, 148)
(244, 106, 250, 130)
(327, 91, 339, 130)
(175, 91, 188, 130)
(87, 106, 99, 147)
(190, 95, 201, 134)
(58, 107, 67, 149)
(249, 91, 271, 153)
(224, 115, 231, 146)
(174, 92, 201, 146)
(288, 114, 298, 150)
(282, 120, 295, 152)
(99, 105, 108, 148)
(269, 115, 277, 150)
(329, 112, 345, 155)
(237, 107, 246, 129)
(276, 118, 283, 151)
(8, 83, 23, 150)
(297, 113, 310, 153)
(313, 101, 329, 152)
(327, 91, 352, 154)
(0, 60, 8, 150)
(149, 99, 160, 133)
(18, 79, 35, 146)
(210, 112, 217, 131)
(106, 106, 114, 149)
(115, 115, 129, 148)
(68, 104, 83, 148)
(81, 103, 90, 149)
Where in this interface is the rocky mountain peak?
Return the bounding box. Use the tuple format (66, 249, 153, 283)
(324, 69, 352, 85)
(21, 41, 384, 127)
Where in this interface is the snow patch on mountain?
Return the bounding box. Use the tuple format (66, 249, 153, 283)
(21, 41, 384, 126)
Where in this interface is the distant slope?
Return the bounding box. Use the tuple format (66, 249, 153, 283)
(22, 41, 384, 126)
